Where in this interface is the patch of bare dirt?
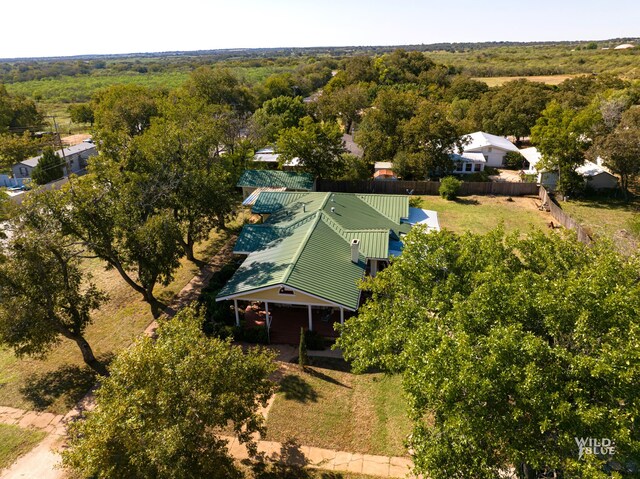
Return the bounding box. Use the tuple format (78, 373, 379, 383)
(61, 134, 91, 146)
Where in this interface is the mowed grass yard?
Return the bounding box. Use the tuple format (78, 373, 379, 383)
(415, 195, 553, 235)
(0, 424, 46, 470)
(265, 360, 412, 457)
(0, 226, 235, 415)
(560, 197, 640, 253)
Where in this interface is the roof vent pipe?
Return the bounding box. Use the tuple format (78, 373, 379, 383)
(331, 207, 335, 213)
(351, 238, 360, 264)
(302, 204, 306, 213)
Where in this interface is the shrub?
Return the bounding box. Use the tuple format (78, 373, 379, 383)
(298, 327, 309, 367)
(439, 176, 462, 200)
(304, 330, 326, 350)
(504, 151, 526, 169)
(242, 326, 269, 345)
(409, 196, 423, 208)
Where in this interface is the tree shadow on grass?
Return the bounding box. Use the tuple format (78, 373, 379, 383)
(304, 368, 351, 389)
(454, 198, 480, 205)
(19, 354, 113, 411)
(279, 374, 318, 403)
(251, 438, 310, 479)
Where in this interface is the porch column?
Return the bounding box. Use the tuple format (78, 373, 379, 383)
(264, 301, 270, 325)
(340, 307, 344, 325)
(308, 304, 313, 331)
(233, 299, 240, 327)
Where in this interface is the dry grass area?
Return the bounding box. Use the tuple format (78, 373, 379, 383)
(0, 227, 234, 414)
(416, 195, 553, 235)
(265, 359, 411, 457)
(0, 424, 46, 470)
(473, 74, 577, 87)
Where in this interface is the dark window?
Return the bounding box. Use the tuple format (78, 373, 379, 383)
(464, 163, 473, 172)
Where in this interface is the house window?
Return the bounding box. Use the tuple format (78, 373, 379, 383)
(474, 163, 482, 172)
(19, 167, 27, 176)
(464, 163, 473, 172)
(455, 162, 463, 172)
(278, 287, 295, 296)
(488, 147, 493, 152)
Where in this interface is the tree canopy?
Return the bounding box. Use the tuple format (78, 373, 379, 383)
(31, 147, 64, 185)
(63, 306, 276, 479)
(337, 227, 640, 478)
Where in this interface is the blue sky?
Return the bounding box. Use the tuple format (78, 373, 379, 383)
(1, 0, 638, 58)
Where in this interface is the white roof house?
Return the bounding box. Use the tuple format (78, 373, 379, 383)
(462, 132, 519, 168)
(576, 161, 619, 189)
(450, 152, 486, 174)
(614, 43, 635, 50)
(12, 143, 97, 179)
(252, 148, 299, 168)
(519, 147, 542, 173)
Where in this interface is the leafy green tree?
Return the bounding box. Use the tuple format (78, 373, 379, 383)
(185, 67, 254, 113)
(444, 75, 489, 101)
(503, 150, 526, 169)
(63, 306, 276, 479)
(67, 103, 94, 126)
(0, 131, 41, 168)
(31, 147, 64, 185)
(399, 100, 463, 179)
(355, 88, 419, 163)
(377, 49, 436, 85)
(317, 83, 371, 134)
(277, 117, 345, 179)
(259, 72, 296, 101)
(0, 210, 108, 375)
(92, 84, 158, 138)
(470, 79, 552, 139)
(298, 327, 308, 368)
(531, 101, 601, 195)
(0, 85, 43, 132)
(590, 106, 640, 198)
(337, 227, 640, 479)
(249, 95, 307, 146)
(33, 175, 183, 318)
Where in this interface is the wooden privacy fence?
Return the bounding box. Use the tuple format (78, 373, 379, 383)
(317, 179, 540, 196)
(538, 186, 593, 245)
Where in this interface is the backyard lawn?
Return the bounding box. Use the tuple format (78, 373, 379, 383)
(416, 195, 552, 235)
(0, 226, 236, 414)
(0, 424, 46, 470)
(560, 197, 640, 253)
(265, 360, 412, 457)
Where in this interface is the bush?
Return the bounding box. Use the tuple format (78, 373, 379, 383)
(203, 321, 241, 340)
(439, 176, 462, 200)
(242, 326, 270, 345)
(304, 330, 327, 350)
(409, 196, 423, 208)
(299, 327, 309, 367)
(504, 151, 526, 170)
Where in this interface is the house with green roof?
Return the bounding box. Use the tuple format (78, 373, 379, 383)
(237, 169, 315, 202)
(217, 191, 439, 343)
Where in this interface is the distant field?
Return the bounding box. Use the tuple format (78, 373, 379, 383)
(4, 65, 293, 103)
(474, 75, 577, 87)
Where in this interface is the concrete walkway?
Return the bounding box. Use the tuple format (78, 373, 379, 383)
(225, 436, 414, 477)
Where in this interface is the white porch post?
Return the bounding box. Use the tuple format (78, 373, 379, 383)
(264, 301, 271, 344)
(233, 299, 240, 326)
(340, 307, 344, 325)
(264, 301, 270, 322)
(308, 304, 313, 331)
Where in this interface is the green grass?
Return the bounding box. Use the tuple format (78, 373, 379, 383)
(0, 227, 234, 414)
(0, 424, 46, 470)
(265, 359, 412, 457)
(5, 65, 295, 103)
(559, 197, 640, 252)
(415, 195, 552, 235)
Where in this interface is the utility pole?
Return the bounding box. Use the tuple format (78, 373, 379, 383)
(47, 115, 70, 177)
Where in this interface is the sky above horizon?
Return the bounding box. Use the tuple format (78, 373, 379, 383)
(1, 0, 638, 59)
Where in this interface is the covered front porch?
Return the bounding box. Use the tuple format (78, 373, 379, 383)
(233, 300, 354, 345)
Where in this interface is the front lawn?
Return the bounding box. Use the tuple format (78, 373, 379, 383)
(415, 195, 552, 235)
(559, 197, 640, 253)
(265, 360, 411, 457)
(0, 226, 236, 414)
(0, 424, 46, 470)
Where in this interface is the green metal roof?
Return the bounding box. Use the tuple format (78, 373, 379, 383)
(218, 192, 411, 309)
(237, 170, 314, 191)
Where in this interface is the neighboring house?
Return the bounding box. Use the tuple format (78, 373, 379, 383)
(373, 161, 397, 180)
(237, 169, 315, 199)
(216, 191, 438, 341)
(251, 147, 299, 170)
(12, 143, 97, 179)
(520, 146, 618, 190)
(614, 43, 635, 50)
(462, 131, 520, 168)
(450, 152, 486, 174)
